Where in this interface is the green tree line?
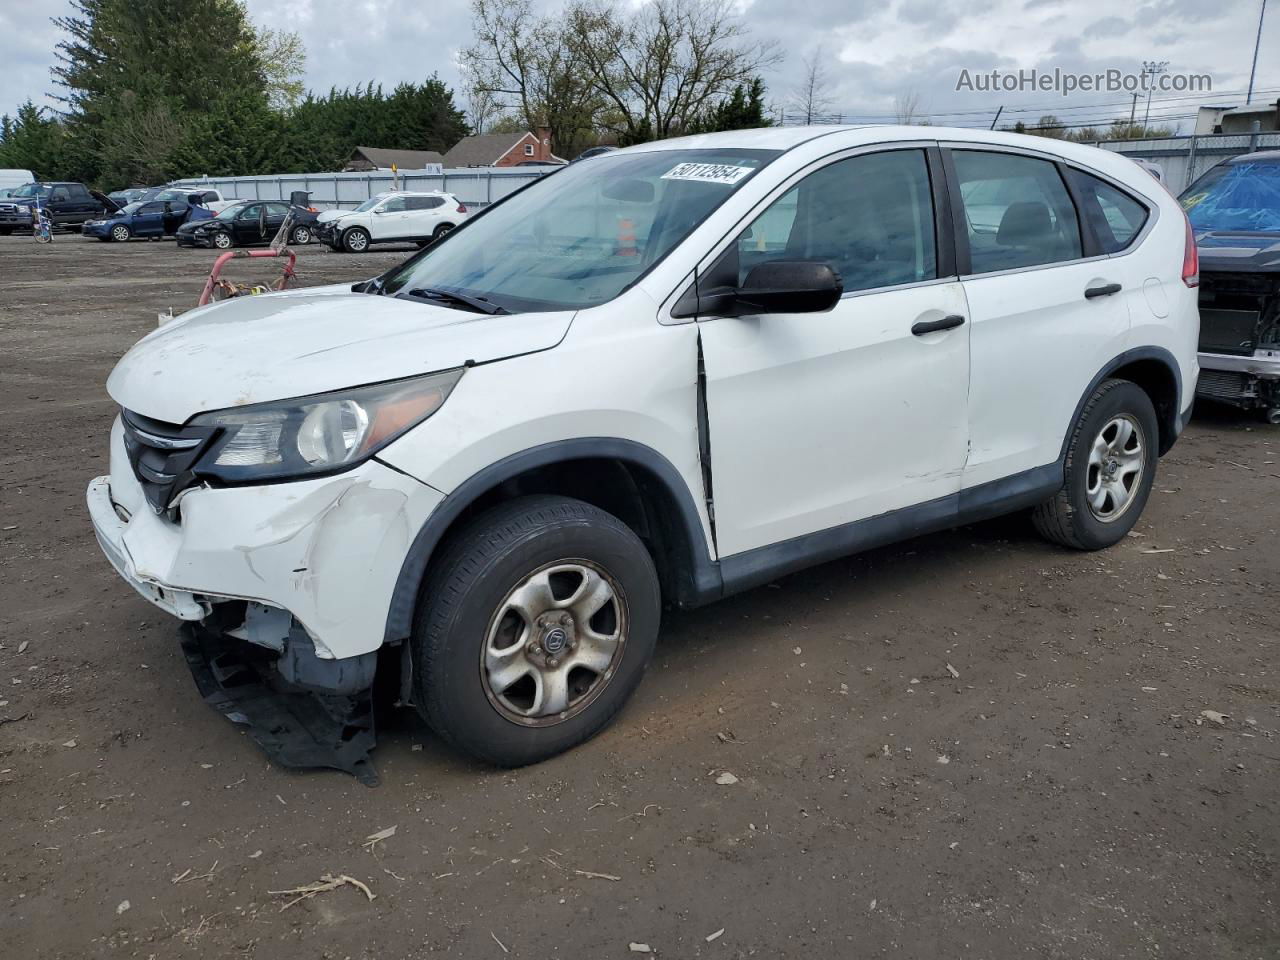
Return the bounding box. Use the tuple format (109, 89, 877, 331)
(0, 0, 774, 189)
(0, 0, 469, 187)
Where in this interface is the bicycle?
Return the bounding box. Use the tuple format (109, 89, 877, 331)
(32, 198, 52, 244)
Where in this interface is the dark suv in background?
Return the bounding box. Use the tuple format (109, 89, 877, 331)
(1181, 151, 1280, 421)
(0, 181, 116, 233)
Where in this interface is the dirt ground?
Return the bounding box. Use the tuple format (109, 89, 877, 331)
(0, 232, 1277, 960)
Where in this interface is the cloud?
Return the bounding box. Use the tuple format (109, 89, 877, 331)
(0, 0, 1276, 139)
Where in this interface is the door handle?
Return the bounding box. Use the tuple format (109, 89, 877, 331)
(1084, 282, 1122, 299)
(911, 314, 966, 336)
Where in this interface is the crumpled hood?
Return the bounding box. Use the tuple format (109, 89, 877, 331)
(316, 209, 350, 223)
(1195, 230, 1280, 273)
(107, 290, 574, 422)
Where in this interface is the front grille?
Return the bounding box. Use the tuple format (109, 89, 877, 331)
(1196, 369, 1254, 402)
(120, 409, 216, 513)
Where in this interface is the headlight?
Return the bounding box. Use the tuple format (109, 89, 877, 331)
(190, 369, 462, 482)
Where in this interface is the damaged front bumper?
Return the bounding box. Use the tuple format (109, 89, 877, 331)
(86, 418, 444, 778)
(181, 609, 379, 784)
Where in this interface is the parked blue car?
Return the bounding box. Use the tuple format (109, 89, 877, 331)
(83, 193, 214, 241)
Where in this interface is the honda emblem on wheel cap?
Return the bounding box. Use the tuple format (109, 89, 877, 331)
(543, 628, 568, 654)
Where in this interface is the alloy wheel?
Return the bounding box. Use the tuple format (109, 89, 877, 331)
(212, 232, 232, 249)
(1085, 414, 1145, 522)
(111, 225, 130, 242)
(481, 560, 628, 726)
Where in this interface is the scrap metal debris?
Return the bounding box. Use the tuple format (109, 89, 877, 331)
(491, 932, 509, 954)
(270, 873, 376, 911)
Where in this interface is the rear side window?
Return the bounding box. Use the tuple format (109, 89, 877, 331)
(201, 191, 219, 203)
(953, 150, 1082, 274)
(1067, 169, 1148, 253)
(731, 149, 938, 293)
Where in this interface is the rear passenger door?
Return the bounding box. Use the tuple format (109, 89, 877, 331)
(405, 195, 445, 238)
(947, 147, 1134, 489)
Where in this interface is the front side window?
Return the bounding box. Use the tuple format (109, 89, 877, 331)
(51, 187, 69, 201)
(1181, 160, 1280, 233)
(380, 147, 777, 312)
(380, 196, 408, 213)
(954, 150, 1082, 274)
(1067, 168, 1149, 253)
(728, 149, 937, 293)
(237, 204, 262, 220)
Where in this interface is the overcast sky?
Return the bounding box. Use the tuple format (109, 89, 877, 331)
(1, 0, 1277, 136)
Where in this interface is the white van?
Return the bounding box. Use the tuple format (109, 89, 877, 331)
(89, 126, 1200, 777)
(0, 168, 35, 198)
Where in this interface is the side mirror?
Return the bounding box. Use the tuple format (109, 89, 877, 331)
(732, 260, 843, 314)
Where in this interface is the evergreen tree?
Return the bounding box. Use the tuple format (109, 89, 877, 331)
(689, 77, 771, 134)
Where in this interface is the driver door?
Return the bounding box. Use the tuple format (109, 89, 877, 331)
(234, 203, 263, 244)
(697, 147, 972, 557)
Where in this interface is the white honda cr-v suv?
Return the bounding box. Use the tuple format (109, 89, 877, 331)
(88, 126, 1199, 779)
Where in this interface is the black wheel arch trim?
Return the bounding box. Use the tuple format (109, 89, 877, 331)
(380, 438, 721, 644)
(1063, 346, 1184, 458)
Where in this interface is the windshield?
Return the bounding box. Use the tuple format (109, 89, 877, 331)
(1181, 160, 1280, 233)
(11, 183, 48, 198)
(216, 203, 250, 220)
(380, 148, 778, 312)
(352, 196, 386, 213)
(120, 202, 143, 215)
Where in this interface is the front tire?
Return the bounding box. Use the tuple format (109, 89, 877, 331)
(1033, 379, 1159, 550)
(211, 231, 234, 250)
(343, 226, 370, 253)
(413, 495, 661, 766)
(110, 224, 131, 242)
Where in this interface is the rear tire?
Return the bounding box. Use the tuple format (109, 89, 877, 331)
(290, 224, 311, 245)
(1033, 379, 1159, 550)
(432, 223, 454, 243)
(412, 495, 660, 767)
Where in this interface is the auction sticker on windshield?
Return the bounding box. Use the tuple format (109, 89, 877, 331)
(661, 163, 754, 185)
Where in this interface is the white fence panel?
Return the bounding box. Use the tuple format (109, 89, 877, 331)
(171, 167, 550, 210)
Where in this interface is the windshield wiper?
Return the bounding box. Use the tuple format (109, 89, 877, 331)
(401, 287, 510, 315)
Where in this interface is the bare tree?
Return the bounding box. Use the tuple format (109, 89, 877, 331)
(461, 0, 601, 154)
(893, 90, 923, 125)
(566, 0, 781, 143)
(463, 81, 502, 134)
(98, 91, 186, 184)
(792, 50, 833, 124)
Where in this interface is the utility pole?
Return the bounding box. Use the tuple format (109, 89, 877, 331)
(1129, 92, 1139, 127)
(1142, 61, 1169, 132)
(1248, 0, 1268, 104)
(989, 105, 1003, 130)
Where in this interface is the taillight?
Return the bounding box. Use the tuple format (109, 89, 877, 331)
(456, 203, 467, 213)
(1182, 214, 1199, 288)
